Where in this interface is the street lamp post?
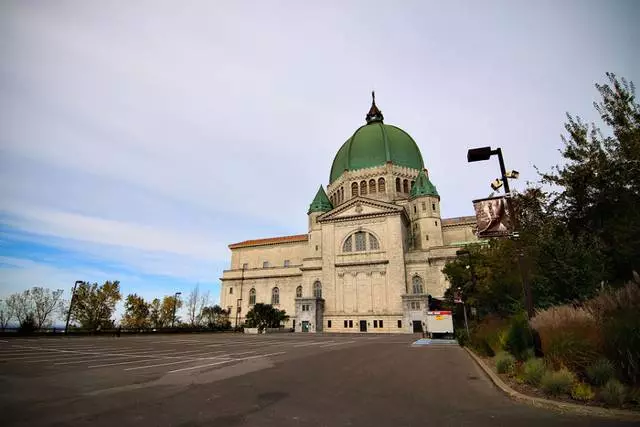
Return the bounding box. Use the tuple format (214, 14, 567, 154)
(171, 292, 182, 328)
(467, 146, 534, 318)
(65, 280, 84, 335)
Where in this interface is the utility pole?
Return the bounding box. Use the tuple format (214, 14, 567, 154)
(172, 291, 182, 328)
(65, 280, 83, 335)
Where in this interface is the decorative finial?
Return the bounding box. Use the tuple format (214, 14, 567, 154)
(365, 91, 384, 124)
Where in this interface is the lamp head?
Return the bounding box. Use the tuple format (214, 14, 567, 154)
(467, 146, 493, 162)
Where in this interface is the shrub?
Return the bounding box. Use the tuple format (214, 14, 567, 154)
(540, 368, 575, 396)
(470, 335, 495, 357)
(586, 359, 615, 386)
(530, 305, 601, 372)
(495, 351, 516, 375)
(523, 348, 536, 361)
(18, 313, 37, 335)
(455, 328, 469, 347)
(586, 282, 640, 384)
(504, 313, 534, 360)
(600, 379, 626, 407)
(522, 358, 546, 386)
(472, 316, 510, 354)
(571, 382, 595, 401)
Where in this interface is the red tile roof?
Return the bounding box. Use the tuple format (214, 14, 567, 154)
(229, 234, 308, 249)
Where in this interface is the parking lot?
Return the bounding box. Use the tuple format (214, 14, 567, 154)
(0, 334, 630, 426)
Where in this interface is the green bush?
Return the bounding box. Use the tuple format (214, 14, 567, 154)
(456, 329, 469, 347)
(522, 358, 546, 386)
(523, 348, 536, 361)
(495, 351, 516, 375)
(601, 308, 640, 384)
(586, 359, 615, 386)
(540, 368, 575, 396)
(505, 314, 534, 360)
(471, 335, 495, 357)
(571, 382, 595, 401)
(600, 379, 626, 407)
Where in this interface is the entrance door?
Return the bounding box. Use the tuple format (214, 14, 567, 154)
(359, 320, 367, 332)
(301, 321, 310, 332)
(412, 320, 423, 333)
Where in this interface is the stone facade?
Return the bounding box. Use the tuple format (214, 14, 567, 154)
(220, 99, 478, 333)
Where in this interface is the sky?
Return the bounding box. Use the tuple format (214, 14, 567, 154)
(1, 1, 638, 321)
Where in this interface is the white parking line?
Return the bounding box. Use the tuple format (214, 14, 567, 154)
(124, 354, 233, 371)
(292, 341, 332, 347)
(167, 351, 286, 374)
(319, 340, 355, 348)
(21, 348, 158, 363)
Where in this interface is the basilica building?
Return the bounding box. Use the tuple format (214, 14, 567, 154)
(220, 95, 478, 333)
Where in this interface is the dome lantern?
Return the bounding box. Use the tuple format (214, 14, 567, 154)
(365, 91, 384, 124)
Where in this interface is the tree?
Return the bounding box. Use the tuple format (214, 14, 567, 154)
(541, 73, 640, 283)
(244, 303, 289, 332)
(160, 295, 182, 327)
(0, 299, 14, 331)
(121, 294, 150, 329)
(68, 281, 122, 331)
(186, 284, 209, 326)
(5, 290, 32, 324)
(149, 298, 162, 328)
(201, 305, 230, 330)
(30, 287, 64, 329)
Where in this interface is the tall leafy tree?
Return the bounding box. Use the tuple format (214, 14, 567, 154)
(541, 73, 640, 283)
(160, 295, 182, 327)
(149, 298, 162, 328)
(121, 294, 150, 329)
(68, 281, 122, 331)
(201, 305, 230, 329)
(244, 303, 289, 331)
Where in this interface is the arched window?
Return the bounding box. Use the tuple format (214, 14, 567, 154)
(330, 194, 334, 205)
(412, 276, 424, 294)
(313, 281, 322, 298)
(396, 177, 401, 192)
(351, 182, 359, 197)
(249, 288, 256, 305)
(369, 234, 379, 250)
(271, 287, 279, 305)
(378, 177, 385, 193)
(340, 187, 343, 203)
(296, 286, 302, 298)
(360, 181, 367, 195)
(403, 179, 409, 193)
(411, 180, 415, 190)
(343, 235, 353, 252)
(369, 179, 376, 194)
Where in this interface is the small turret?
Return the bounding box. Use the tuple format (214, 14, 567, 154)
(409, 170, 442, 248)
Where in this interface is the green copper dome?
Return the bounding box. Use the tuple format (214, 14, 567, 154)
(308, 185, 333, 214)
(410, 169, 439, 199)
(329, 93, 425, 184)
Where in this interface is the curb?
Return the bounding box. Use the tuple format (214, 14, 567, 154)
(464, 347, 640, 421)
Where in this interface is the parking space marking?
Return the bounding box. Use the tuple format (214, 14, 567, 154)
(319, 340, 355, 348)
(167, 351, 286, 374)
(292, 341, 332, 347)
(20, 347, 158, 363)
(124, 354, 233, 371)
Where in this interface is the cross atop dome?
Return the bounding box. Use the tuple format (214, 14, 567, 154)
(365, 91, 384, 124)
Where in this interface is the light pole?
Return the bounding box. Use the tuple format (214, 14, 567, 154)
(65, 280, 84, 335)
(467, 146, 534, 318)
(171, 292, 182, 328)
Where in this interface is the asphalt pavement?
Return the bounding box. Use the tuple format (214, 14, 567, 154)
(0, 333, 634, 426)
